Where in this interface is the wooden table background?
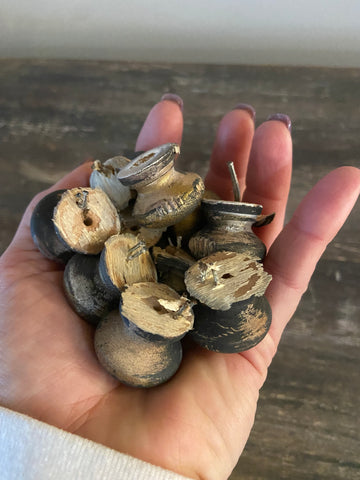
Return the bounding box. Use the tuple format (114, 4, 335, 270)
(0, 59, 359, 479)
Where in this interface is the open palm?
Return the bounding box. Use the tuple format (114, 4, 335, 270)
(1, 98, 359, 480)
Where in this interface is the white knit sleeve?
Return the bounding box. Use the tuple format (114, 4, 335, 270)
(0, 406, 192, 480)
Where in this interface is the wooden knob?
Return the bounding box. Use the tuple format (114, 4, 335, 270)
(95, 282, 195, 387)
(63, 253, 119, 325)
(189, 199, 268, 261)
(53, 187, 121, 254)
(184, 250, 272, 311)
(90, 155, 132, 211)
(118, 144, 205, 228)
(30, 189, 73, 263)
(191, 295, 272, 353)
(120, 281, 194, 342)
(95, 310, 184, 388)
(98, 233, 158, 293)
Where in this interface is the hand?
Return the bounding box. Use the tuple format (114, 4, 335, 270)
(0, 98, 359, 480)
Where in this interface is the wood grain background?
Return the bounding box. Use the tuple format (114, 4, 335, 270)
(0, 59, 359, 479)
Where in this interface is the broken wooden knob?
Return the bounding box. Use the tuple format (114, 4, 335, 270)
(31, 187, 122, 262)
(184, 250, 272, 352)
(64, 233, 157, 324)
(189, 199, 272, 261)
(30, 189, 72, 263)
(98, 233, 157, 294)
(63, 253, 118, 325)
(94, 282, 194, 387)
(117, 143, 205, 228)
(152, 245, 196, 294)
(53, 187, 121, 255)
(191, 295, 272, 353)
(90, 155, 131, 211)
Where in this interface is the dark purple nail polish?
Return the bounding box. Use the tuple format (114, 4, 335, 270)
(233, 103, 256, 122)
(266, 113, 292, 133)
(161, 93, 183, 112)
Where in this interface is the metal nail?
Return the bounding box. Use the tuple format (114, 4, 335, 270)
(227, 162, 241, 202)
(126, 241, 147, 261)
(75, 190, 89, 209)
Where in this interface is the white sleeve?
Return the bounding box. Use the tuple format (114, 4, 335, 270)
(0, 406, 192, 480)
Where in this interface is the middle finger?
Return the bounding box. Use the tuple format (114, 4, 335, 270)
(204, 105, 256, 200)
(135, 94, 184, 151)
(242, 116, 292, 249)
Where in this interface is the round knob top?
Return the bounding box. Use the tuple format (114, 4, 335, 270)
(117, 143, 180, 187)
(202, 198, 263, 221)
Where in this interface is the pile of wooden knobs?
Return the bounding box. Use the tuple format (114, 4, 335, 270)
(31, 143, 274, 388)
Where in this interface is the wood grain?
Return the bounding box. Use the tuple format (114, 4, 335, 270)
(0, 59, 359, 479)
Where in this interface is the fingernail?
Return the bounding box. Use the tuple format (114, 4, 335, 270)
(233, 103, 256, 122)
(266, 113, 292, 133)
(161, 93, 184, 112)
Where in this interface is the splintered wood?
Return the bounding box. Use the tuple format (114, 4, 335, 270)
(104, 234, 157, 290)
(121, 282, 194, 340)
(53, 187, 121, 254)
(184, 251, 272, 311)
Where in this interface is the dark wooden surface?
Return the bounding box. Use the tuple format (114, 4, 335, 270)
(0, 59, 359, 479)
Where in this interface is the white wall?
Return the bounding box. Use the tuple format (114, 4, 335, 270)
(1, 0, 359, 67)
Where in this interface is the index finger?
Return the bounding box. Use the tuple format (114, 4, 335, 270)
(135, 94, 184, 151)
